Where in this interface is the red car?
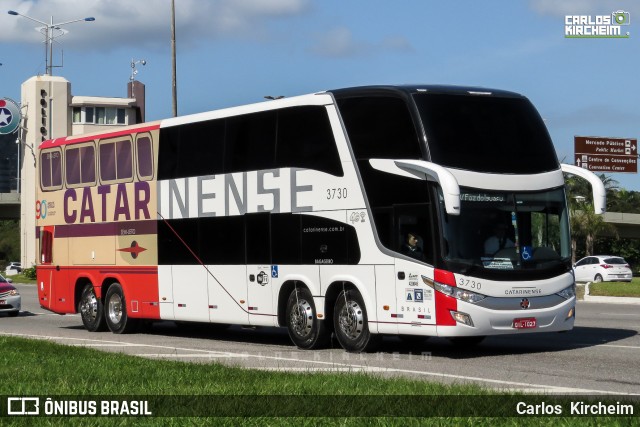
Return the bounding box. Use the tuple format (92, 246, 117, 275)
(0, 274, 20, 317)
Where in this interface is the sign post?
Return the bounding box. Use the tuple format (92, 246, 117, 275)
(574, 136, 637, 173)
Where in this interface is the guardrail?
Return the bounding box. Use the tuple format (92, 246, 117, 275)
(0, 192, 20, 203)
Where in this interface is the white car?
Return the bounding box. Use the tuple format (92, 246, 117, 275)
(573, 255, 633, 283)
(0, 274, 21, 317)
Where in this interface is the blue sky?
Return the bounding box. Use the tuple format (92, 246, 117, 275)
(1, 0, 638, 190)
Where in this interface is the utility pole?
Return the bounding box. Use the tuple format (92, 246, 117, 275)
(171, 0, 178, 117)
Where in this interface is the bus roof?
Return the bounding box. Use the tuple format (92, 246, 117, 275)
(38, 85, 524, 149)
(327, 84, 524, 99)
(39, 121, 161, 149)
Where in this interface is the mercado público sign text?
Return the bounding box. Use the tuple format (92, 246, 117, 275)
(574, 136, 637, 174)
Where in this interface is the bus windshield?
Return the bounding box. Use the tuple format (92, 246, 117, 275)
(414, 93, 559, 174)
(439, 187, 571, 278)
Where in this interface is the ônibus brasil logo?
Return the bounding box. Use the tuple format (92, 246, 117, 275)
(565, 10, 631, 38)
(0, 98, 21, 135)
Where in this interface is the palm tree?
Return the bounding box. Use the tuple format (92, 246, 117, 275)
(564, 173, 617, 263)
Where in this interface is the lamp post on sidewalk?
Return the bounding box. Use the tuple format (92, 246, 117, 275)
(7, 10, 95, 76)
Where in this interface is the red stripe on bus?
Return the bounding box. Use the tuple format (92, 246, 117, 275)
(39, 123, 161, 149)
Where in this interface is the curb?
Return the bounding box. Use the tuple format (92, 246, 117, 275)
(581, 282, 640, 305)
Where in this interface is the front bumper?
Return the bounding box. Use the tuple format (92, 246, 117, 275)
(437, 296, 575, 337)
(0, 295, 21, 313)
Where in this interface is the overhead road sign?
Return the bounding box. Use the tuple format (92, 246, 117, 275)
(574, 136, 637, 173)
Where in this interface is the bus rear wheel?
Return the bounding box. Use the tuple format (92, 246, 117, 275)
(286, 287, 329, 349)
(79, 283, 106, 332)
(333, 289, 380, 353)
(104, 283, 138, 334)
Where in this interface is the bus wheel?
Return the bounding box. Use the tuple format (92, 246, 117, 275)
(286, 287, 329, 349)
(79, 284, 107, 332)
(104, 283, 138, 334)
(333, 290, 380, 353)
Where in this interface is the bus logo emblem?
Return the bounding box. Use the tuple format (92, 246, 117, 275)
(520, 298, 530, 309)
(257, 271, 269, 286)
(117, 241, 147, 259)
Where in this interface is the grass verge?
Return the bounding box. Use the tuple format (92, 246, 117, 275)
(589, 278, 640, 297)
(4, 273, 36, 284)
(0, 336, 637, 426)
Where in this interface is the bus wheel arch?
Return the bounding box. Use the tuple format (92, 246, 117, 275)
(77, 280, 107, 332)
(102, 280, 138, 334)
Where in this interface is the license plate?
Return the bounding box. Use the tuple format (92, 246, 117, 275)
(513, 317, 537, 329)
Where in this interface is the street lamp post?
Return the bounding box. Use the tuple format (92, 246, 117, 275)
(8, 10, 95, 76)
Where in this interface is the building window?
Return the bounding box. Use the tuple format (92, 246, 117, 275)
(86, 107, 94, 123)
(72, 106, 126, 125)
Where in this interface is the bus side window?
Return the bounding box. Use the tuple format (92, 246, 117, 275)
(40, 149, 63, 191)
(65, 144, 96, 187)
(99, 138, 133, 183)
(276, 106, 343, 176)
(225, 111, 276, 173)
(40, 228, 53, 264)
(136, 134, 154, 181)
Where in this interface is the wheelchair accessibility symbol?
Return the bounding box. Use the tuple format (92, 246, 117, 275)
(521, 246, 532, 261)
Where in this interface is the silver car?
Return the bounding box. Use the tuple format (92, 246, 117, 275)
(0, 274, 20, 317)
(574, 255, 633, 283)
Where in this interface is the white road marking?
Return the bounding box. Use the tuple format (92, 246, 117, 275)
(600, 344, 640, 350)
(2, 331, 636, 395)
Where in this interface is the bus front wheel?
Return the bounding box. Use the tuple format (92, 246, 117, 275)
(333, 289, 380, 353)
(79, 284, 107, 332)
(104, 283, 138, 334)
(286, 287, 329, 349)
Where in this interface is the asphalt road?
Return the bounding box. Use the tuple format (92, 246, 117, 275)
(2, 283, 639, 395)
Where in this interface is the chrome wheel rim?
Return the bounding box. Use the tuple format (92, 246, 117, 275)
(107, 293, 123, 324)
(80, 289, 98, 322)
(338, 298, 364, 340)
(290, 298, 313, 338)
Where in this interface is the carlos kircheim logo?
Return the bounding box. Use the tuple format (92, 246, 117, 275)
(0, 97, 21, 135)
(565, 10, 630, 38)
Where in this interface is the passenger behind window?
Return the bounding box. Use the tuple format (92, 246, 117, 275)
(484, 223, 514, 256)
(400, 231, 425, 261)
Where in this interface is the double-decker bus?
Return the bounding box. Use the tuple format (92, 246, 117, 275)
(36, 85, 605, 352)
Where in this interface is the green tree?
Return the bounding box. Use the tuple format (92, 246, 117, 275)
(0, 220, 21, 264)
(564, 174, 618, 263)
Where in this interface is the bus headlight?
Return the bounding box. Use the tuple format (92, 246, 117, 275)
(556, 285, 575, 300)
(422, 276, 486, 303)
(450, 310, 474, 326)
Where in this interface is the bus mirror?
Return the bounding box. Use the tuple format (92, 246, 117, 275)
(369, 159, 461, 215)
(560, 164, 606, 215)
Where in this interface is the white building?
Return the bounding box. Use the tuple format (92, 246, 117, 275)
(19, 75, 145, 267)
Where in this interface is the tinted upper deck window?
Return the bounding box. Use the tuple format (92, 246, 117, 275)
(337, 96, 422, 160)
(414, 94, 558, 173)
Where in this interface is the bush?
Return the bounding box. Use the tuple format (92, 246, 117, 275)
(22, 267, 36, 280)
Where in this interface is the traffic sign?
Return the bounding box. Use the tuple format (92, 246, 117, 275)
(574, 136, 637, 173)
